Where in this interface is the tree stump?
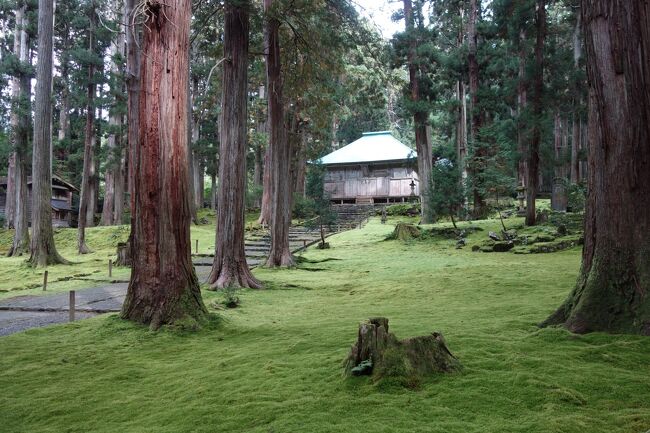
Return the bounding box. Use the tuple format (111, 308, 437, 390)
(115, 242, 132, 267)
(344, 318, 461, 385)
(387, 223, 420, 241)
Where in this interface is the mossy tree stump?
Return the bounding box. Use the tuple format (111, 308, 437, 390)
(387, 223, 420, 241)
(344, 318, 461, 386)
(115, 241, 132, 267)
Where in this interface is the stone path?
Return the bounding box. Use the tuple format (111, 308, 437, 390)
(0, 221, 370, 337)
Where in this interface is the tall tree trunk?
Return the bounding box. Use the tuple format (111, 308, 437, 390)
(570, 10, 582, 184)
(101, 27, 125, 226)
(29, 0, 67, 267)
(78, 8, 96, 254)
(210, 173, 216, 210)
(543, 0, 650, 335)
(265, 0, 294, 267)
(257, 148, 271, 224)
(8, 5, 30, 256)
(525, 0, 546, 226)
(208, 0, 261, 289)
(517, 27, 528, 188)
(403, 0, 432, 224)
(455, 5, 468, 184)
(191, 76, 204, 212)
(5, 154, 15, 229)
(121, 0, 206, 329)
(125, 0, 140, 215)
(468, 0, 486, 218)
(4, 5, 23, 231)
(114, 143, 126, 224)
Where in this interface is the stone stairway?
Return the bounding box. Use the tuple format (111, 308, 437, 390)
(192, 226, 330, 269)
(332, 204, 373, 230)
(193, 209, 371, 269)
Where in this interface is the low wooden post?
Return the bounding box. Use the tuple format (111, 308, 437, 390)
(43, 271, 48, 291)
(69, 290, 76, 322)
(195, 239, 199, 254)
(108, 259, 113, 277)
(303, 239, 307, 248)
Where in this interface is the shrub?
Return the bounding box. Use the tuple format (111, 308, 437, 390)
(292, 194, 316, 220)
(567, 183, 586, 213)
(386, 203, 420, 216)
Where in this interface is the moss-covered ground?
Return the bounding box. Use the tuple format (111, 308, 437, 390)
(0, 209, 258, 299)
(1, 217, 649, 432)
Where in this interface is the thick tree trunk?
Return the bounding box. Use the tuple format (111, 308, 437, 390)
(114, 145, 126, 224)
(8, 6, 30, 257)
(456, 7, 468, 184)
(210, 173, 216, 210)
(517, 28, 528, 188)
(468, 0, 486, 218)
(403, 0, 433, 224)
(78, 10, 96, 254)
(125, 0, 140, 215)
(121, 0, 206, 329)
(101, 27, 125, 226)
(208, 0, 261, 289)
(525, 0, 546, 226)
(29, 0, 67, 267)
(257, 148, 271, 225)
(542, 0, 650, 335)
(265, 0, 294, 267)
(570, 11, 582, 185)
(5, 154, 15, 229)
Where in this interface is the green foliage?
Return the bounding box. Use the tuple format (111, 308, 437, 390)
(292, 193, 315, 220)
(386, 203, 420, 216)
(567, 183, 586, 212)
(428, 160, 465, 224)
(303, 164, 337, 231)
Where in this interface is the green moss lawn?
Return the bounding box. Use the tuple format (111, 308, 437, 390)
(1, 217, 649, 432)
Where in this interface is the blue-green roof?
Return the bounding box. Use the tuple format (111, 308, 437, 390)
(318, 131, 416, 165)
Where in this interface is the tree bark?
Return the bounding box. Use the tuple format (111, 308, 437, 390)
(101, 24, 125, 226)
(517, 27, 528, 188)
(403, 0, 433, 224)
(121, 0, 207, 329)
(570, 10, 582, 185)
(257, 148, 271, 225)
(542, 0, 650, 335)
(208, 0, 262, 289)
(455, 6, 468, 185)
(8, 5, 30, 257)
(78, 7, 96, 254)
(525, 0, 546, 226)
(468, 0, 486, 218)
(265, 0, 294, 267)
(5, 154, 15, 229)
(29, 0, 67, 267)
(125, 0, 140, 215)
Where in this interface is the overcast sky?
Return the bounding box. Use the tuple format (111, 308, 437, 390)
(352, 0, 404, 39)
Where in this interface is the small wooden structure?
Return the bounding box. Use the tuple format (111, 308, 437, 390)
(318, 131, 419, 204)
(0, 174, 78, 227)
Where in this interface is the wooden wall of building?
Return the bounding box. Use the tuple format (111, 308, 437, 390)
(324, 163, 419, 203)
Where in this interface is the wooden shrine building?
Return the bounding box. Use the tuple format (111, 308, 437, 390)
(318, 131, 419, 204)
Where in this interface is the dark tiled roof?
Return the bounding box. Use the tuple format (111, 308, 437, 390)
(51, 199, 72, 211)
